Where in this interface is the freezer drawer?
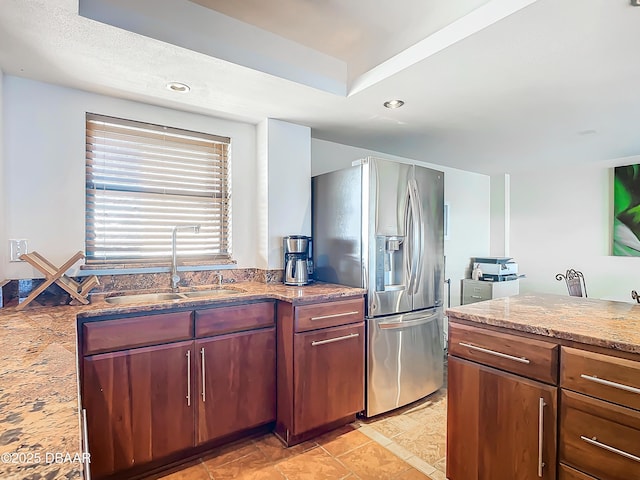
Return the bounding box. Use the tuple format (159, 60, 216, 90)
(365, 309, 444, 417)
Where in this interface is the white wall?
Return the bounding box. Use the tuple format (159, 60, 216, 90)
(256, 119, 311, 270)
(311, 139, 491, 307)
(2, 76, 258, 278)
(510, 156, 640, 302)
(490, 173, 509, 257)
(0, 69, 5, 280)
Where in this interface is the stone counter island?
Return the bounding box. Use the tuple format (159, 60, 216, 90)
(446, 293, 640, 480)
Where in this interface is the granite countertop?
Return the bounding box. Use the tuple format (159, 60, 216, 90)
(447, 293, 640, 354)
(0, 281, 365, 480)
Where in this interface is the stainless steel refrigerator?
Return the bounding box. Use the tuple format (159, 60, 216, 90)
(312, 157, 444, 417)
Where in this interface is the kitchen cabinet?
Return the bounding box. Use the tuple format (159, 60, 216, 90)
(447, 321, 558, 480)
(83, 341, 193, 479)
(461, 278, 519, 305)
(196, 327, 276, 444)
(276, 296, 365, 446)
(559, 347, 640, 480)
(80, 301, 275, 479)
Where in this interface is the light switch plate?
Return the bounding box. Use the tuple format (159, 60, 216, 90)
(9, 239, 28, 262)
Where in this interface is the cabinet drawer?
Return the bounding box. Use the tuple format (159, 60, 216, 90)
(560, 390, 640, 480)
(294, 297, 364, 332)
(448, 322, 559, 384)
(195, 301, 274, 337)
(462, 281, 492, 304)
(561, 346, 640, 411)
(559, 464, 597, 480)
(83, 311, 193, 355)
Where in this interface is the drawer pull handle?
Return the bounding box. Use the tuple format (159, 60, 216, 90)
(186, 350, 191, 407)
(310, 311, 359, 321)
(312, 333, 359, 346)
(580, 374, 640, 395)
(580, 436, 640, 463)
(458, 342, 530, 364)
(538, 397, 546, 477)
(470, 295, 484, 299)
(201, 347, 206, 403)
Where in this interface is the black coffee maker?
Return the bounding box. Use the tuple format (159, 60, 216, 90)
(283, 235, 313, 286)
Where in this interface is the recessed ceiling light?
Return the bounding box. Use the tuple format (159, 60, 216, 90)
(384, 99, 405, 109)
(166, 82, 190, 93)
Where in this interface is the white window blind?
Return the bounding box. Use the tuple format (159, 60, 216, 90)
(85, 113, 231, 264)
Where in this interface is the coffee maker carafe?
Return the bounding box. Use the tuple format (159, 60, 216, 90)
(283, 235, 313, 286)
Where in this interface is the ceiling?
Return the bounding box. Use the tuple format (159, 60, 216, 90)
(1, 0, 639, 175)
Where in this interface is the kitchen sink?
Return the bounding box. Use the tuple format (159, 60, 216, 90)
(104, 292, 185, 304)
(181, 288, 243, 298)
(103, 288, 244, 305)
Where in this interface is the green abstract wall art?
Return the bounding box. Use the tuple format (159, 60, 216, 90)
(614, 164, 640, 256)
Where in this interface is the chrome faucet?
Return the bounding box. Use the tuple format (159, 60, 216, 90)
(171, 225, 200, 291)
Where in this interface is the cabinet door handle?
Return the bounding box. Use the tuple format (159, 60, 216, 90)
(538, 398, 546, 477)
(81, 408, 91, 480)
(580, 374, 640, 395)
(311, 332, 359, 346)
(201, 347, 206, 403)
(310, 311, 359, 321)
(458, 342, 530, 364)
(186, 349, 191, 407)
(580, 436, 640, 463)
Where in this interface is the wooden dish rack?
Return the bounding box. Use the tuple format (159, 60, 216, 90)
(16, 251, 99, 310)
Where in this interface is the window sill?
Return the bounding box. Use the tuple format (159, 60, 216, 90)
(78, 259, 237, 276)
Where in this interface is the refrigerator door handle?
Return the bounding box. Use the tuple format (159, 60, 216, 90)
(411, 179, 424, 293)
(407, 179, 420, 294)
(378, 311, 439, 330)
(404, 185, 415, 291)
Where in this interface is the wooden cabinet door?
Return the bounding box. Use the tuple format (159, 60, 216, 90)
(447, 356, 557, 480)
(196, 327, 276, 444)
(83, 341, 194, 479)
(293, 322, 365, 435)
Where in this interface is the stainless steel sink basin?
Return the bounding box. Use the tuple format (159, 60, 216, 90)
(103, 288, 244, 304)
(104, 292, 185, 304)
(181, 288, 243, 298)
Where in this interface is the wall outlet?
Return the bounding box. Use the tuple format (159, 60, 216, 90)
(9, 239, 28, 262)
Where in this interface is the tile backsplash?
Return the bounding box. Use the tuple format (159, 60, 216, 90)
(1, 268, 284, 308)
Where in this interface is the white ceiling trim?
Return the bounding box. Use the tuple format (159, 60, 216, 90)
(348, 0, 541, 96)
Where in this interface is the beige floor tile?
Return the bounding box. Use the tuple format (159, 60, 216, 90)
(338, 441, 413, 480)
(427, 469, 447, 480)
(433, 457, 446, 474)
(404, 455, 436, 476)
(387, 414, 421, 433)
(204, 451, 285, 480)
(362, 417, 406, 439)
(383, 441, 414, 461)
(275, 446, 350, 480)
(156, 461, 211, 480)
(357, 425, 393, 447)
(316, 425, 371, 457)
(393, 429, 446, 465)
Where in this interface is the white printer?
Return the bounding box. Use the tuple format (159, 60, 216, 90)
(473, 257, 518, 282)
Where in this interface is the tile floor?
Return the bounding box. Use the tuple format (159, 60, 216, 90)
(150, 384, 447, 480)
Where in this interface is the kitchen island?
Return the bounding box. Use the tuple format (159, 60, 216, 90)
(446, 293, 640, 480)
(0, 281, 365, 480)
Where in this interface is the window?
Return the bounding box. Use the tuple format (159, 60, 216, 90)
(85, 113, 231, 265)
